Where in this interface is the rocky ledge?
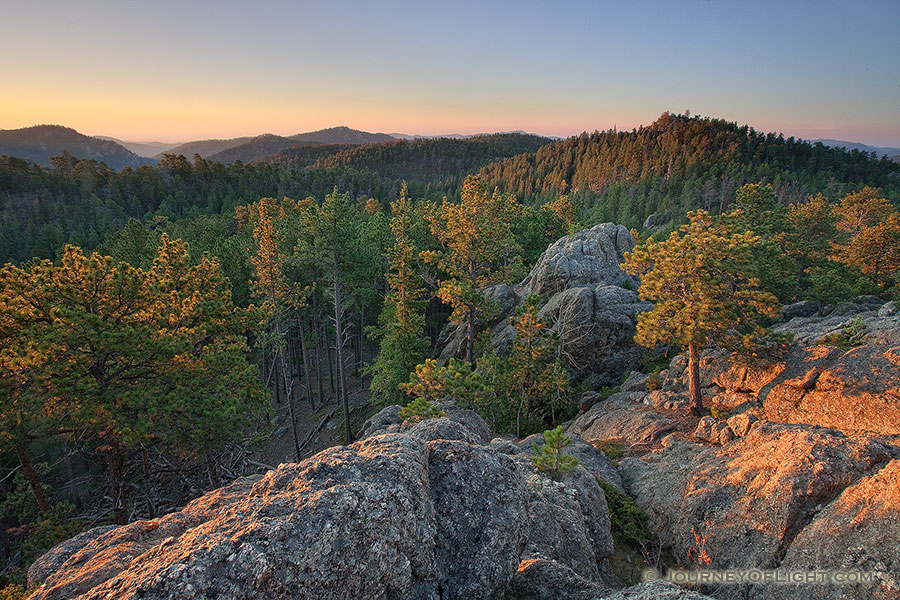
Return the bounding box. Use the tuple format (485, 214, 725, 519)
(28, 406, 710, 600)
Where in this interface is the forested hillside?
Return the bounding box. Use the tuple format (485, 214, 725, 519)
(0, 133, 551, 264)
(0, 126, 150, 170)
(480, 113, 900, 228)
(2, 115, 898, 266)
(313, 133, 552, 189)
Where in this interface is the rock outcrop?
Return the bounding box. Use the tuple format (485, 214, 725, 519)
(659, 307, 900, 436)
(30, 407, 621, 600)
(436, 223, 652, 384)
(618, 422, 899, 600)
(568, 392, 680, 447)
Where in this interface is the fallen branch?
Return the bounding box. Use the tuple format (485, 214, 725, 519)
(297, 406, 339, 456)
(246, 459, 276, 472)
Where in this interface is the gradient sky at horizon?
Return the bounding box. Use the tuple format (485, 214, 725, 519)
(2, 0, 898, 146)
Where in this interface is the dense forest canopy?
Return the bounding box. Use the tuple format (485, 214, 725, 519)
(480, 113, 900, 228)
(2, 115, 897, 267)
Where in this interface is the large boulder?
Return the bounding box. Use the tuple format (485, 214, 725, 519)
(29, 411, 617, 600)
(436, 224, 652, 384)
(520, 223, 640, 299)
(619, 422, 899, 600)
(568, 392, 679, 447)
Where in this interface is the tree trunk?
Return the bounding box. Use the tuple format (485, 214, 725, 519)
(315, 326, 325, 404)
(61, 437, 83, 511)
(14, 441, 51, 513)
(333, 255, 353, 444)
(299, 316, 316, 410)
(326, 325, 336, 394)
(273, 349, 282, 406)
(466, 304, 476, 366)
(276, 322, 302, 463)
(140, 445, 156, 519)
(516, 403, 523, 440)
(205, 452, 221, 489)
(688, 342, 703, 417)
(106, 439, 127, 524)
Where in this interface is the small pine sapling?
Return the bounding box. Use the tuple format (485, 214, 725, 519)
(398, 397, 445, 424)
(531, 426, 579, 478)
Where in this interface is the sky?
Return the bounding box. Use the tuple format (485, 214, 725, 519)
(2, 0, 899, 146)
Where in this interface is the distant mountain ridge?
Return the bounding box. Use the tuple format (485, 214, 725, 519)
(810, 139, 900, 160)
(0, 125, 151, 169)
(389, 130, 554, 140)
(160, 127, 396, 162)
(95, 137, 181, 158)
(290, 126, 394, 145)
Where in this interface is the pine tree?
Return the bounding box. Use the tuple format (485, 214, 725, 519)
(423, 175, 521, 365)
(299, 189, 360, 443)
(245, 197, 306, 462)
(623, 211, 779, 416)
(0, 238, 266, 523)
(506, 294, 568, 438)
(368, 184, 430, 406)
(831, 188, 900, 290)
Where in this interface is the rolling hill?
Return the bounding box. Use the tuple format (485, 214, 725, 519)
(311, 133, 552, 187)
(155, 136, 257, 160)
(290, 126, 395, 145)
(159, 127, 397, 161)
(0, 125, 151, 169)
(95, 137, 182, 158)
(478, 113, 900, 228)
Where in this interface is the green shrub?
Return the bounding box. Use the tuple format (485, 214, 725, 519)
(645, 366, 663, 392)
(592, 439, 625, 461)
(398, 397, 445, 424)
(531, 426, 579, 478)
(597, 478, 652, 547)
(729, 328, 794, 368)
(818, 316, 870, 348)
(710, 406, 730, 421)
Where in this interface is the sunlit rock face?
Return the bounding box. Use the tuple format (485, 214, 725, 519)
(660, 307, 900, 436)
(618, 422, 900, 600)
(29, 408, 622, 600)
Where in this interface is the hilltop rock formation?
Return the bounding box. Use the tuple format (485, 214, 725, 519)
(436, 223, 652, 384)
(30, 407, 626, 600)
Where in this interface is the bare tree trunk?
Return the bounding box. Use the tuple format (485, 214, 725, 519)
(333, 255, 353, 444)
(354, 311, 362, 379)
(61, 437, 83, 511)
(466, 305, 476, 366)
(14, 441, 51, 513)
(205, 451, 221, 489)
(276, 322, 301, 463)
(106, 439, 127, 525)
(326, 325, 336, 394)
(140, 445, 156, 519)
(315, 326, 325, 404)
(298, 316, 316, 410)
(688, 342, 703, 417)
